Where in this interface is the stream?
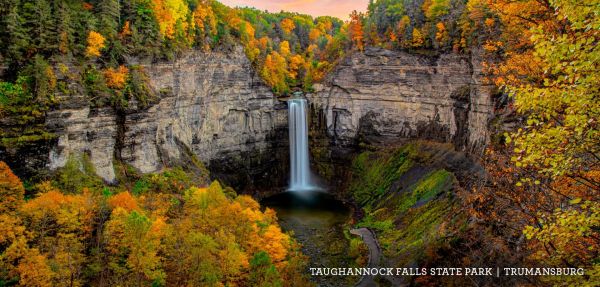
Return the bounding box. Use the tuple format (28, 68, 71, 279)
(262, 191, 360, 286)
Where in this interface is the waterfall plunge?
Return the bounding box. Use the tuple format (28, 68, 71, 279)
(288, 98, 315, 191)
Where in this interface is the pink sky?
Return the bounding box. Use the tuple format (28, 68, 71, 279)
(219, 0, 369, 20)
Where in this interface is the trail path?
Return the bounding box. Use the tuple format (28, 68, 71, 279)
(350, 228, 405, 287)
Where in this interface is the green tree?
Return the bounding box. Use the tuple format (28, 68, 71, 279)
(504, 0, 599, 186)
(21, 0, 56, 55)
(249, 251, 283, 287)
(3, 3, 30, 64)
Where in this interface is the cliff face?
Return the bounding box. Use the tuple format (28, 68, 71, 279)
(308, 47, 494, 152)
(38, 47, 493, 191)
(46, 47, 288, 188)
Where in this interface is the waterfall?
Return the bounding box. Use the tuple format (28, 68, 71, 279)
(288, 98, 314, 191)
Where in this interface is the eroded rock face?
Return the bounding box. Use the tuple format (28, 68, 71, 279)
(308, 47, 494, 152)
(42, 46, 493, 191)
(47, 47, 288, 188)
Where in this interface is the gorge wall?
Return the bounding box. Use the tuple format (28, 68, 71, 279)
(309, 47, 494, 152)
(13, 46, 494, 192)
(45, 47, 289, 190)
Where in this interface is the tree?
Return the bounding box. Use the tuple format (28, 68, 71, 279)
(104, 65, 129, 89)
(19, 184, 95, 287)
(0, 161, 24, 214)
(279, 40, 290, 57)
(349, 10, 364, 51)
(422, 0, 451, 20)
(86, 31, 106, 57)
(21, 0, 57, 54)
(152, 0, 190, 39)
(470, 0, 600, 284)
(261, 51, 288, 94)
(97, 0, 121, 39)
(280, 18, 295, 34)
(3, 4, 30, 63)
(500, 0, 599, 185)
(105, 208, 167, 286)
(435, 22, 449, 47)
(411, 27, 424, 48)
(249, 251, 283, 287)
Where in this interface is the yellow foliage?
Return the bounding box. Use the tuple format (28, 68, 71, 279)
(412, 28, 424, 48)
(260, 51, 288, 94)
(279, 40, 291, 57)
(280, 18, 295, 34)
(193, 2, 217, 38)
(85, 31, 105, 57)
(15, 249, 54, 287)
(152, 0, 190, 39)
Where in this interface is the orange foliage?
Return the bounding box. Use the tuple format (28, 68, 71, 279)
(82, 2, 93, 11)
(120, 21, 132, 38)
(104, 65, 129, 89)
(85, 31, 105, 57)
(258, 36, 269, 50)
(16, 251, 54, 287)
(435, 22, 448, 45)
(288, 54, 304, 80)
(108, 191, 139, 211)
(349, 11, 364, 51)
(0, 161, 24, 214)
(309, 28, 321, 42)
(280, 18, 296, 34)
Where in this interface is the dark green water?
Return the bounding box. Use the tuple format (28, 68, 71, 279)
(262, 191, 359, 286)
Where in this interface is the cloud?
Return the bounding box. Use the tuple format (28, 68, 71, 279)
(219, 0, 368, 20)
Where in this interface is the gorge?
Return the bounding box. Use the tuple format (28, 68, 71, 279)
(1, 0, 597, 286)
(7, 46, 494, 194)
(12, 47, 496, 286)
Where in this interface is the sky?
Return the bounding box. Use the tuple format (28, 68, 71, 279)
(218, 0, 369, 20)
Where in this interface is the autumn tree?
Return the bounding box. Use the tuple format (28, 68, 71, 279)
(86, 31, 106, 57)
(411, 28, 424, 48)
(349, 10, 364, 51)
(105, 208, 167, 286)
(0, 162, 24, 214)
(466, 0, 600, 284)
(104, 65, 129, 89)
(280, 18, 295, 34)
(19, 184, 96, 286)
(261, 51, 289, 94)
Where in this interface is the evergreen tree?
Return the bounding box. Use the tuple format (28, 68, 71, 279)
(54, 0, 75, 55)
(4, 3, 30, 64)
(97, 0, 120, 39)
(21, 0, 57, 55)
(128, 0, 161, 58)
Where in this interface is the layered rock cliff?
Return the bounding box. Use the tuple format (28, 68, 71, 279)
(46, 47, 289, 189)
(308, 47, 494, 153)
(20, 46, 494, 192)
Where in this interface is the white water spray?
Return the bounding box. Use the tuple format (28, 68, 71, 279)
(288, 98, 315, 191)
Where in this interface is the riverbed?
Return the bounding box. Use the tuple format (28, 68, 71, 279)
(262, 191, 361, 286)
